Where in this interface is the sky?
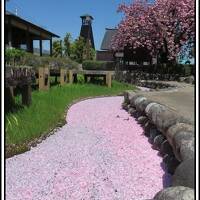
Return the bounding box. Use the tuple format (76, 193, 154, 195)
(6, 0, 133, 50)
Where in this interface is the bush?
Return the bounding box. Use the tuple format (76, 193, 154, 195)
(126, 64, 194, 76)
(39, 56, 79, 69)
(5, 49, 79, 70)
(163, 64, 194, 76)
(5, 48, 25, 65)
(82, 60, 115, 71)
(20, 53, 42, 67)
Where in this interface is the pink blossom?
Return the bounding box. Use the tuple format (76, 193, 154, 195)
(111, 0, 194, 61)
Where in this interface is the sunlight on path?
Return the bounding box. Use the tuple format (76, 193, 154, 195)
(6, 96, 171, 200)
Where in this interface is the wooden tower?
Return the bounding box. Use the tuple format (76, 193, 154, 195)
(80, 14, 95, 49)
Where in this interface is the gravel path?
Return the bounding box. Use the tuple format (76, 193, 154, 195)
(6, 96, 171, 200)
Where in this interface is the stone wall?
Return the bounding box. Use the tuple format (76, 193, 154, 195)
(123, 91, 195, 200)
(137, 80, 176, 90)
(114, 70, 195, 86)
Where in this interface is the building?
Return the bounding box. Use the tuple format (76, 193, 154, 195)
(80, 14, 95, 49)
(97, 28, 153, 66)
(96, 28, 117, 61)
(5, 11, 59, 56)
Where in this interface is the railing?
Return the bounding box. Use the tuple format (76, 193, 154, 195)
(6, 66, 36, 88)
(5, 66, 114, 112)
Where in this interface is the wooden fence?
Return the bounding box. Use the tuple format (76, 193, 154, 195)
(5, 66, 114, 111)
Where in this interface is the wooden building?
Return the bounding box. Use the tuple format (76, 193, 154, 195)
(80, 14, 95, 49)
(5, 11, 59, 56)
(97, 28, 154, 66)
(96, 28, 117, 61)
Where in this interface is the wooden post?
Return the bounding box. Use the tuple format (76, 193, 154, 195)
(55, 76, 58, 83)
(103, 76, 106, 85)
(60, 40, 62, 57)
(44, 67, 50, 89)
(26, 26, 31, 52)
(9, 87, 14, 97)
(69, 70, 73, 84)
(5, 87, 15, 112)
(60, 68, 67, 86)
(21, 84, 32, 106)
(106, 72, 112, 88)
(8, 18, 12, 47)
(84, 74, 88, 83)
(39, 39, 43, 56)
(39, 67, 50, 90)
(90, 76, 95, 83)
(73, 74, 78, 83)
(50, 38, 52, 57)
(39, 67, 44, 90)
(36, 78, 39, 85)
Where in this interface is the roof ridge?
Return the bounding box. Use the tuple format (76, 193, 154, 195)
(6, 10, 59, 38)
(106, 28, 118, 30)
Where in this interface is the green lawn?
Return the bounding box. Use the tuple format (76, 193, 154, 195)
(6, 81, 135, 148)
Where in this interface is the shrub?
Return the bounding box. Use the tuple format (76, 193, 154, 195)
(6, 49, 79, 70)
(39, 56, 79, 69)
(5, 48, 25, 65)
(20, 53, 42, 67)
(82, 60, 115, 71)
(161, 64, 194, 76)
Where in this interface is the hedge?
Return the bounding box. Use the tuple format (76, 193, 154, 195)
(5, 48, 79, 70)
(121, 64, 195, 76)
(82, 60, 115, 71)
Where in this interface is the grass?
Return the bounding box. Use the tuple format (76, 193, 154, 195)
(6, 81, 135, 148)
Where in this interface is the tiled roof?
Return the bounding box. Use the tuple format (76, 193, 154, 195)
(80, 14, 94, 20)
(100, 28, 117, 50)
(6, 10, 59, 38)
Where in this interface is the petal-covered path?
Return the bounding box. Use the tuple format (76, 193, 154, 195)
(6, 97, 171, 200)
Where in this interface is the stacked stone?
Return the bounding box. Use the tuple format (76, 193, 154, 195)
(114, 70, 194, 85)
(123, 91, 195, 200)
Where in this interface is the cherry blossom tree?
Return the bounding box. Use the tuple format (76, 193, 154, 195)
(111, 0, 195, 63)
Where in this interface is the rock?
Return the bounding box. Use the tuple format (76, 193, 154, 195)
(145, 103, 191, 133)
(130, 108, 137, 116)
(133, 111, 141, 118)
(173, 132, 194, 161)
(145, 102, 160, 115)
(179, 77, 186, 82)
(184, 76, 195, 84)
(165, 123, 194, 161)
(165, 123, 194, 146)
(178, 117, 194, 126)
(163, 154, 171, 164)
(144, 121, 156, 137)
(130, 95, 142, 108)
(153, 186, 194, 200)
(123, 91, 136, 104)
(128, 107, 136, 115)
(163, 155, 180, 174)
(122, 102, 129, 110)
(37, 138, 42, 143)
(137, 116, 148, 124)
(136, 99, 154, 113)
(160, 140, 174, 156)
(149, 129, 161, 144)
(134, 96, 147, 112)
(153, 134, 165, 150)
(174, 132, 194, 148)
(172, 158, 195, 188)
(180, 138, 194, 161)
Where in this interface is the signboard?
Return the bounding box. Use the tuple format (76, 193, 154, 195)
(115, 52, 124, 58)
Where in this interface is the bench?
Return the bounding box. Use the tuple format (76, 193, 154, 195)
(69, 70, 114, 88)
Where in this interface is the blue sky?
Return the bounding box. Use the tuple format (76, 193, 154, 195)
(6, 0, 134, 50)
